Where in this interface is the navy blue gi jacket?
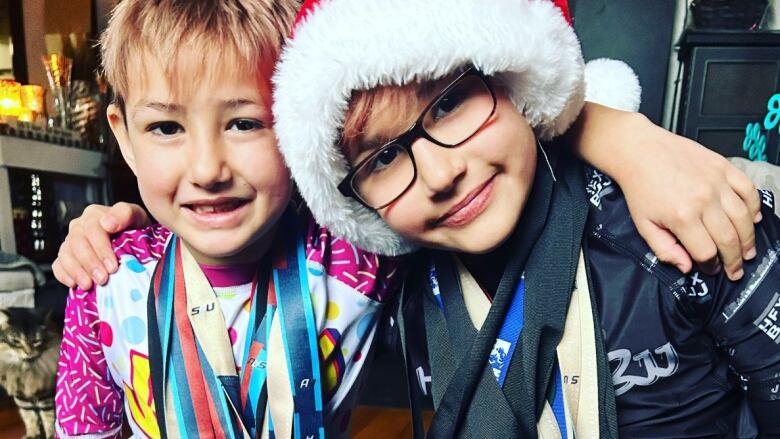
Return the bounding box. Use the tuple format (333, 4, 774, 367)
(584, 168, 780, 437)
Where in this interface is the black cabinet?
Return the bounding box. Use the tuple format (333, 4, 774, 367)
(677, 30, 780, 164)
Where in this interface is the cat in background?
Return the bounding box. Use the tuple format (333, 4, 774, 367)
(0, 308, 61, 439)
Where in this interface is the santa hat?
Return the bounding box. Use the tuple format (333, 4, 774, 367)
(273, 0, 641, 256)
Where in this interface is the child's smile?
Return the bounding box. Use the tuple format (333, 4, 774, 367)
(436, 174, 496, 228)
(181, 196, 253, 228)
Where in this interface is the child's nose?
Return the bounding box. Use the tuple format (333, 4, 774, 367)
(189, 140, 231, 188)
(412, 138, 466, 196)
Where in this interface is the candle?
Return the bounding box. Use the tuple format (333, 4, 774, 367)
(0, 80, 22, 117)
(21, 85, 45, 114)
(18, 109, 34, 123)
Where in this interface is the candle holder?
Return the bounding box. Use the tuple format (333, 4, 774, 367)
(20, 85, 45, 125)
(42, 54, 73, 129)
(0, 80, 22, 120)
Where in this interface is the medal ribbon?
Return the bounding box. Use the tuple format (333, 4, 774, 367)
(428, 262, 569, 438)
(273, 217, 325, 439)
(147, 211, 324, 439)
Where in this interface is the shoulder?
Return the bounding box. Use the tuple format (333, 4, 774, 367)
(99, 225, 169, 308)
(673, 188, 778, 318)
(583, 167, 685, 288)
(588, 173, 780, 323)
(584, 166, 779, 260)
(669, 191, 780, 330)
(111, 224, 171, 265)
(299, 208, 404, 303)
(111, 224, 171, 263)
(584, 167, 659, 261)
(67, 224, 168, 309)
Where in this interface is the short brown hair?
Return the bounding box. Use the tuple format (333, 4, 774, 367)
(100, 0, 297, 103)
(341, 83, 419, 161)
(341, 72, 477, 161)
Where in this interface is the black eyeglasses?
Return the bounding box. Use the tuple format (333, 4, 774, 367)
(338, 67, 497, 209)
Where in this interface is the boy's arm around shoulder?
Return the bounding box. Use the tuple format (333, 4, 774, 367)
(679, 190, 780, 434)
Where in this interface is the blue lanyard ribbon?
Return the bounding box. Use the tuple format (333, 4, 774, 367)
(238, 212, 325, 439)
(429, 264, 568, 438)
(491, 276, 525, 386)
(273, 214, 325, 439)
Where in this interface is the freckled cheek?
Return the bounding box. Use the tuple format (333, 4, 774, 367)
(477, 111, 535, 165)
(475, 133, 517, 167)
(133, 157, 183, 201)
(255, 172, 292, 203)
(378, 195, 430, 239)
(239, 148, 292, 198)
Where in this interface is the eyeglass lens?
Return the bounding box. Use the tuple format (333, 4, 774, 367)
(352, 73, 494, 208)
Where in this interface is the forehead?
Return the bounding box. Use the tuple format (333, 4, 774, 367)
(123, 46, 272, 108)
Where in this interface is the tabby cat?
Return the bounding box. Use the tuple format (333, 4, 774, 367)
(0, 308, 61, 439)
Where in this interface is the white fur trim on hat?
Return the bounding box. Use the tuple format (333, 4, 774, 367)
(274, 0, 596, 255)
(585, 58, 642, 112)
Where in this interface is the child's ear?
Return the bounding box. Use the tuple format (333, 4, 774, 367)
(107, 103, 138, 174)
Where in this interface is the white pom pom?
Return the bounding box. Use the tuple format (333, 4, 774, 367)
(584, 58, 642, 112)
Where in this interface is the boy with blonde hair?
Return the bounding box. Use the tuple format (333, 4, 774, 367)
(55, 2, 401, 438)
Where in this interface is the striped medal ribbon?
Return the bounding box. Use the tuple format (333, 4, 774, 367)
(148, 211, 324, 439)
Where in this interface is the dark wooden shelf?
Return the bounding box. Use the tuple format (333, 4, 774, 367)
(678, 29, 780, 60)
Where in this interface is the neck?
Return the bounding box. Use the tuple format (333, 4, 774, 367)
(458, 238, 513, 298)
(198, 262, 257, 287)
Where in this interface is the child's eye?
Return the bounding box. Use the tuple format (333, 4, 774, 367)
(367, 144, 405, 174)
(227, 119, 264, 132)
(147, 121, 183, 136)
(430, 90, 467, 123)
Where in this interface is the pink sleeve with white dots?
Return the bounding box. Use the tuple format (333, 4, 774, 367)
(304, 212, 403, 303)
(55, 224, 170, 438)
(55, 285, 123, 438)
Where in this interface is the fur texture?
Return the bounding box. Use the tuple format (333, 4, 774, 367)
(585, 58, 642, 112)
(273, 0, 639, 256)
(0, 308, 61, 439)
